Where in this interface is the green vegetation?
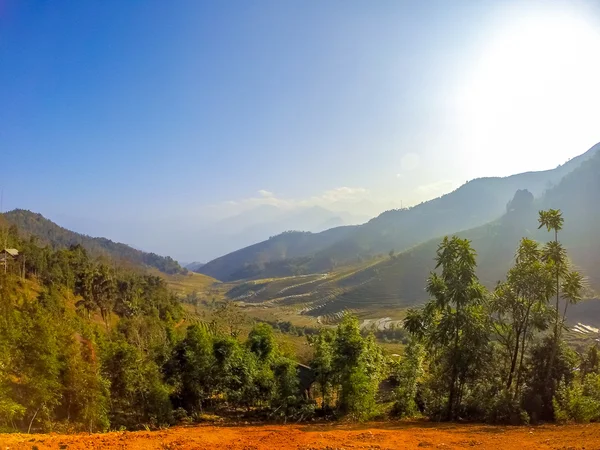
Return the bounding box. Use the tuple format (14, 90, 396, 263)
(3, 209, 185, 275)
(0, 222, 378, 431)
(1, 207, 600, 433)
(400, 209, 592, 424)
(307, 314, 385, 420)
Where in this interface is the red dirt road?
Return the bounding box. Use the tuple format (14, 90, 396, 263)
(1, 421, 599, 449)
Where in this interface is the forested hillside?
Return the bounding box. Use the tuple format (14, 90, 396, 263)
(3, 206, 600, 431)
(297, 149, 600, 317)
(199, 142, 599, 282)
(2, 209, 185, 274)
(0, 222, 316, 431)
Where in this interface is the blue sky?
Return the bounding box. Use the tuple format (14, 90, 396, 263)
(2, 1, 600, 259)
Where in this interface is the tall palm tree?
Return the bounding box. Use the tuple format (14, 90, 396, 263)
(537, 210, 584, 391)
(538, 209, 563, 243)
(538, 209, 565, 340)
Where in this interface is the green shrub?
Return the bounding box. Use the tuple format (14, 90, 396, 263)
(342, 368, 379, 421)
(392, 339, 424, 418)
(485, 390, 529, 425)
(553, 375, 600, 423)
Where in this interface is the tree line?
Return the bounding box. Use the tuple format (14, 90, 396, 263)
(2, 209, 185, 275)
(1, 209, 599, 433)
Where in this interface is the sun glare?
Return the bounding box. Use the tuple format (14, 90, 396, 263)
(458, 7, 600, 176)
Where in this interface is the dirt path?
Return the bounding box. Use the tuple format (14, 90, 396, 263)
(1, 421, 598, 449)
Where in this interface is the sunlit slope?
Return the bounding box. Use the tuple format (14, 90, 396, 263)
(319, 149, 600, 316)
(199, 143, 599, 282)
(2, 209, 185, 274)
(162, 271, 220, 296)
(226, 149, 600, 322)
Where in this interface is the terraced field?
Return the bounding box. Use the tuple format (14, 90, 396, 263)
(162, 271, 221, 297)
(218, 255, 418, 326)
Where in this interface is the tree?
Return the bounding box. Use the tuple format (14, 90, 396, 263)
(308, 329, 335, 409)
(92, 265, 116, 327)
(74, 264, 96, 319)
(0, 283, 25, 429)
(210, 300, 246, 337)
(333, 314, 384, 419)
(404, 236, 489, 421)
(102, 339, 172, 428)
(526, 336, 578, 421)
(581, 345, 600, 380)
(171, 324, 215, 414)
(538, 210, 584, 400)
(271, 357, 306, 421)
(59, 334, 109, 432)
(11, 301, 62, 432)
(212, 336, 258, 408)
(393, 338, 424, 418)
(247, 323, 277, 362)
(491, 238, 553, 397)
(538, 210, 565, 351)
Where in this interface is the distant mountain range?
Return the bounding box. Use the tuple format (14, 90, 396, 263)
(1, 209, 185, 274)
(217, 143, 600, 324)
(316, 145, 600, 316)
(4, 140, 599, 317)
(186, 205, 370, 262)
(197, 142, 600, 282)
(184, 261, 205, 272)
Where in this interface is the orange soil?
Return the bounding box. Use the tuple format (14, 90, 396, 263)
(1, 421, 598, 449)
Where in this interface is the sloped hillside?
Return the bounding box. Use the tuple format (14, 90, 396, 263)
(2, 209, 185, 274)
(225, 149, 600, 322)
(197, 227, 358, 281)
(305, 149, 600, 317)
(539, 147, 600, 289)
(199, 142, 599, 282)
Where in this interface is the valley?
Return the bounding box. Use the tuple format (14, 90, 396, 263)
(5, 1, 600, 446)
(2, 143, 600, 441)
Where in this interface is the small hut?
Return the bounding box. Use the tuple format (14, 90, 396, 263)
(0, 248, 19, 270)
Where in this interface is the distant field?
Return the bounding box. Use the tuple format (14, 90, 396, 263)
(159, 259, 411, 358)
(219, 255, 408, 324)
(162, 271, 221, 296)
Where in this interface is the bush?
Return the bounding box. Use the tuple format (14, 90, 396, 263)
(172, 407, 189, 423)
(554, 375, 600, 423)
(341, 368, 379, 421)
(392, 340, 424, 418)
(485, 390, 529, 425)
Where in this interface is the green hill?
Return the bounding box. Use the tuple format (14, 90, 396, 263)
(2, 209, 185, 274)
(223, 148, 600, 324)
(314, 149, 600, 317)
(197, 227, 358, 281)
(198, 142, 599, 282)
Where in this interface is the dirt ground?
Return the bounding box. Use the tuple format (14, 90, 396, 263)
(1, 421, 599, 449)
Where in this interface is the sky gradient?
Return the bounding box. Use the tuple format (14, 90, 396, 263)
(2, 0, 600, 260)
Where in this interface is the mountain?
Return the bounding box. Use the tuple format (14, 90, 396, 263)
(197, 226, 359, 281)
(183, 204, 369, 263)
(296, 147, 600, 319)
(198, 142, 600, 282)
(2, 209, 185, 274)
(184, 261, 205, 272)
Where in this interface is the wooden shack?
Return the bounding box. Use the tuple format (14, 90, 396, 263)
(0, 248, 19, 271)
